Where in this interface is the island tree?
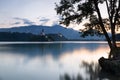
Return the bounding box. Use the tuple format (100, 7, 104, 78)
(55, 0, 120, 53)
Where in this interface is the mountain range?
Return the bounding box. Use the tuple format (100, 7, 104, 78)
(0, 25, 105, 40)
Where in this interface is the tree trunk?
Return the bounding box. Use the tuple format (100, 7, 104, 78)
(93, 0, 113, 49)
(112, 0, 120, 48)
(105, 0, 116, 48)
(111, 23, 116, 47)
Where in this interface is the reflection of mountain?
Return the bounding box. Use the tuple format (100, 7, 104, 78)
(0, 42, 108, 59)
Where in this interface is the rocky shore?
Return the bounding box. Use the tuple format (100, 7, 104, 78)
(99, 47, 120, 75)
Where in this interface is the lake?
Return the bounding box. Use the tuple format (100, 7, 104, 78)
(0, 41, 119, 80)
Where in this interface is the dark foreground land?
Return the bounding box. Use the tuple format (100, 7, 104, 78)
(99, 47, 120, 76)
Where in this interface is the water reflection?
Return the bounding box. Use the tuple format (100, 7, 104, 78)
(61, 61, 120, 80)
(0, 42, 115, 80)
(60, 61, 100, 80)
(0, 43, 109, 58)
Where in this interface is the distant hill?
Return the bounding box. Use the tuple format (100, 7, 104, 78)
(0, 25, 81, 40)
(0, 32, 67, 41)
(0, 25, 106, 40)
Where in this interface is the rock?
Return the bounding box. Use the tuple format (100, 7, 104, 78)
(99, 57, 120, 75)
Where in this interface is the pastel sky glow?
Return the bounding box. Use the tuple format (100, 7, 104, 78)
(0, 0, 107, 29)
(0, 0, 60, 28)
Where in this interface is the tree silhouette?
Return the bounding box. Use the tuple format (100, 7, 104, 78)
(60, 61, 100, 80)
(81, 15, 104, 37)
(60, 61, 120, 80)
(55, 0, 120, 50)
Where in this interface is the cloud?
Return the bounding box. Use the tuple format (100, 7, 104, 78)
(12, 16, 59, 27)
(39, 17, 50, 25)
(39, 17, 59, 26)
(39, 17, 50, 22)
(12, 22, 21, 25)
(13, 17, 35, 25)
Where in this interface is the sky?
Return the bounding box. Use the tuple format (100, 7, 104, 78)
(0, 0, 60, 28)
(0, 0, 108, 30)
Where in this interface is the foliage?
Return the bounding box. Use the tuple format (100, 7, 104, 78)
(55, 0, 120, 49)
(80, 15, 103, 37)
(55, 0, 93, 26)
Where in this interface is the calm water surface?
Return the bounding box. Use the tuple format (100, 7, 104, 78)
(0, 41, 118, 80)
